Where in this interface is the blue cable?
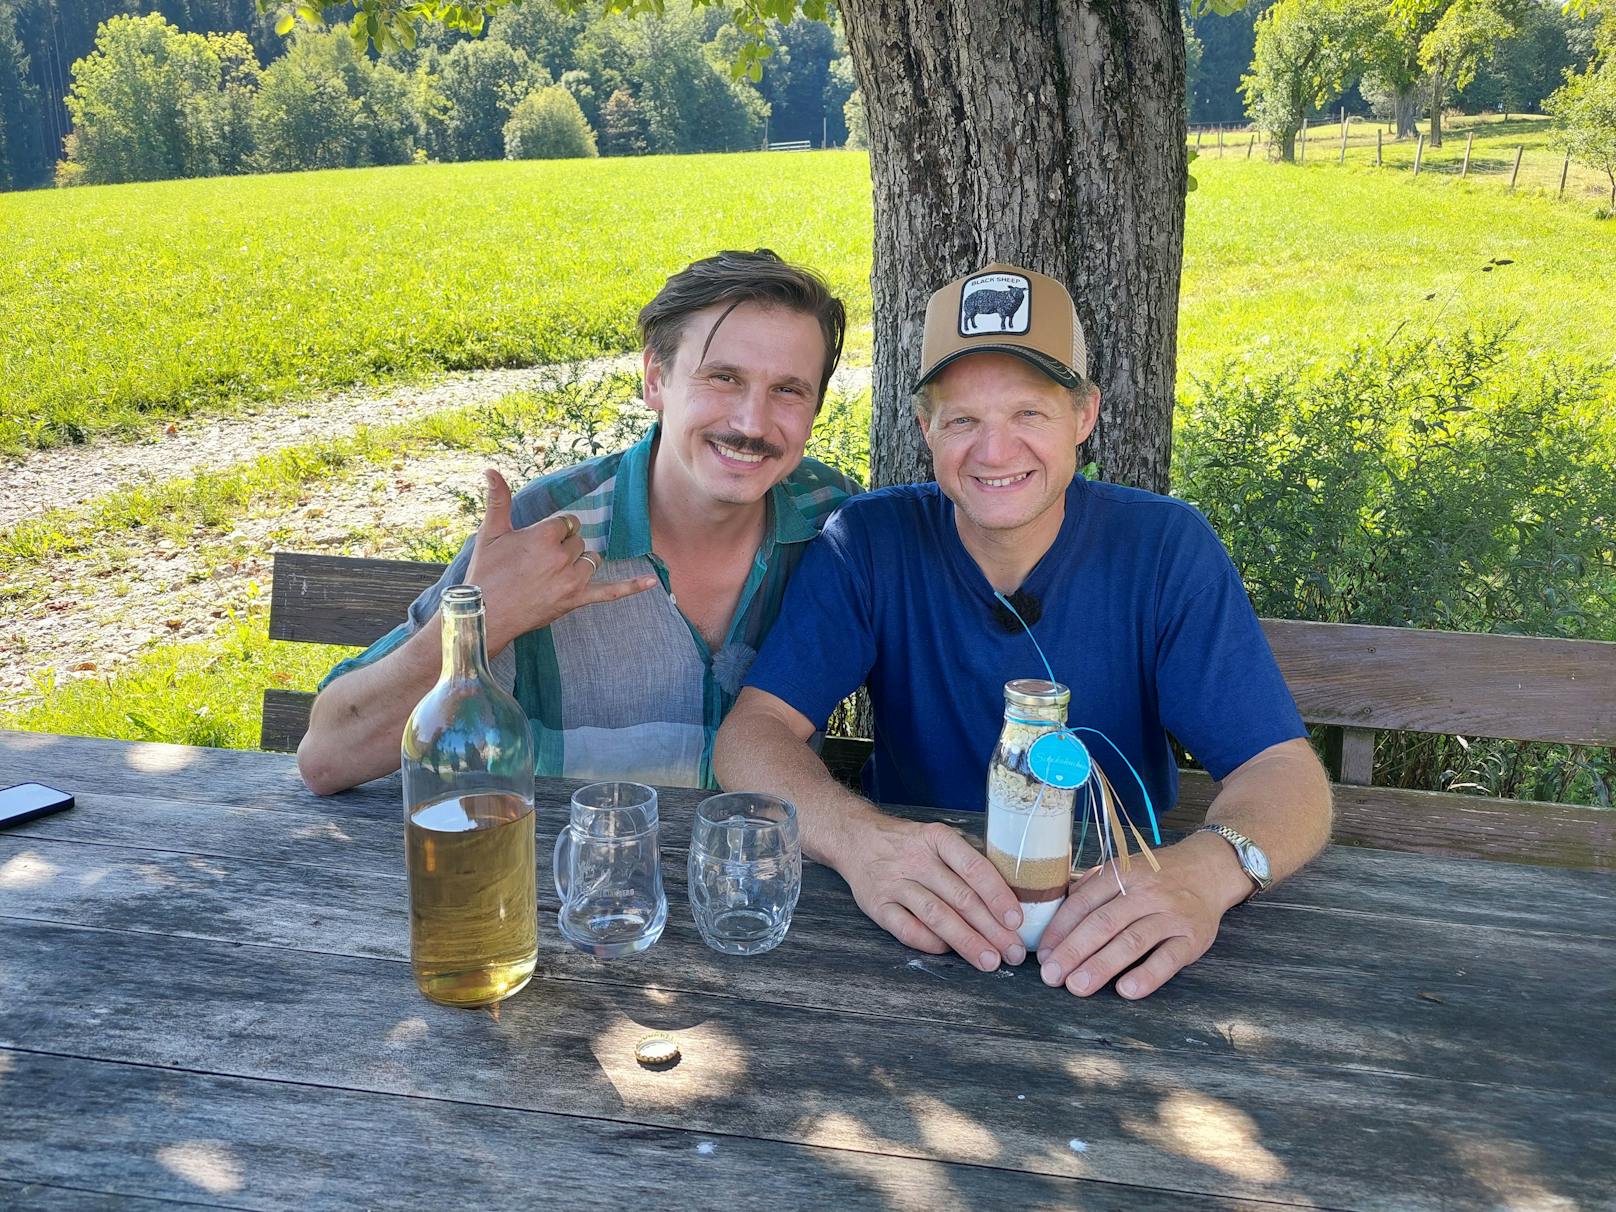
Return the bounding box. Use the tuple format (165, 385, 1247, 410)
(992, 591, 1162, 845)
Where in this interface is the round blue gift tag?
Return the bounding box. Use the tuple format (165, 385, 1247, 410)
(1027, 732, 1092, 789)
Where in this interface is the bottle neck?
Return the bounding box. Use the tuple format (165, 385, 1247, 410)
(440, 599, 493, 683)
(1004, 704, 1067, 729)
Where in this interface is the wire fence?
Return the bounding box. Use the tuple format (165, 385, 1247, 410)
(1188, 115, 1614, 210)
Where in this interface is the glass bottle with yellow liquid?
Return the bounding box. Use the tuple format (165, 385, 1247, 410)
(402, 585, 538, 1007)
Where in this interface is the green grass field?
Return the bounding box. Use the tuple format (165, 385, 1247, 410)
(4, 143, 1615, 454)
(0, 152, 874, 453)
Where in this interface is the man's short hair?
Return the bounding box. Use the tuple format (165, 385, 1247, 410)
(637, 249, 846, 405)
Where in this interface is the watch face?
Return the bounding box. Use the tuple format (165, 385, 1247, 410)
(1240, 841, 1272, 883)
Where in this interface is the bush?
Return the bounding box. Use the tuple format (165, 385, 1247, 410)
(61, 14, 263, 185)
(503, 85, 597, 160)
(1546, 56, 1616, 215)
(844, 88, 867, 150)
(252, 32, 417, 172)
(1174, 330, 1616, 802)
(439, 39, 543, 162)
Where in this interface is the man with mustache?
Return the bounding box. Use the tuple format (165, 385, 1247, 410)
(299, 250, 857, 793)
(715, 263, 1331, 999)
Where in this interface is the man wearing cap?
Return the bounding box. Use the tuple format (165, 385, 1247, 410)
(714, 263, 1331, 1000)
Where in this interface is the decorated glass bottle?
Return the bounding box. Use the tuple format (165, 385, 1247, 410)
(985, 679, 1077, 952)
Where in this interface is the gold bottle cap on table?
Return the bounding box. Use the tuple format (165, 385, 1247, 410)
(634, 1033, 681, 1067)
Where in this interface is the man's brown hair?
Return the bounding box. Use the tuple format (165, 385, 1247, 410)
(637, 249, 846, 405)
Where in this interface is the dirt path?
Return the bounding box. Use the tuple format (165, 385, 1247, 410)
(0, 359, 639, 529)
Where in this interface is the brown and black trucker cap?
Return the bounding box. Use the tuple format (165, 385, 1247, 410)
(913, 263, 1087, 393)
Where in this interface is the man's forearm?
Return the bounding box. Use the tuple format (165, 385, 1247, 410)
(296, 626, 442, 795)
(713, 712, 884, 871)
(1202, 736, 1334, 888)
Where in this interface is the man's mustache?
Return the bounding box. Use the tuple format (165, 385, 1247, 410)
(706, 431, 785, 459)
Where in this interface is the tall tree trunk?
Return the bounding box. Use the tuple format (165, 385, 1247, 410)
(1280, 129, 1297, 163)
(1428, 70, 1445, 148)
(1393, 86, 1418, 140)
(838, 0, 1185, 494)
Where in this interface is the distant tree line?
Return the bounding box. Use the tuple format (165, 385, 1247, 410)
(0, 0, 860, 189)
(1184, 0, 1600, 128)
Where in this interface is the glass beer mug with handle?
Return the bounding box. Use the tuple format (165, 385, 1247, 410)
(554, 782, 668, 958)
(401, 585, 538, 1008)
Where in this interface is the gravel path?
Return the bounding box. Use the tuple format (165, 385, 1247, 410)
(0, 358, 638, 529)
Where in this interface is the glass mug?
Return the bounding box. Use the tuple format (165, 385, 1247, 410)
(688, 792, 802, 956)
(553, 782, 667, 958)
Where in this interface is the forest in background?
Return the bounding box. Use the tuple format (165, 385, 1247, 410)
(1, 0, 1601, 190)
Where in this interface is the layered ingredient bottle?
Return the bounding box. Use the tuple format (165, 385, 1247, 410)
(986, 679, 1076, 952)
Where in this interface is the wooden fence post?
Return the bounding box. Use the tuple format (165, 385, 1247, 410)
(1559, 151, 1571, 197)
(1247, 131, 1256, 160)
(1340, 119, 1349, 164)
(1376, 128, 1383, 167)
(1196, 127, 1203, 149)
(1413, 132, 1425, 177)
(1461, 130, 1474, 179)
(1299, 117, 1307, 163)
(1509, 144, 1524, 190)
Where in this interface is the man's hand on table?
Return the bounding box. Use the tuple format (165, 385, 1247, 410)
(468, 469, 657, 653)
(833, 813, 1030, 973)
(1034, 829, 1252, 1000)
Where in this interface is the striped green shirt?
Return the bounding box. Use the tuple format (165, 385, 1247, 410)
(320, 425, 859, 788)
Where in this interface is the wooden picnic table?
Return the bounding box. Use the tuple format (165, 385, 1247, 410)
(1, 729, 1612, 1210)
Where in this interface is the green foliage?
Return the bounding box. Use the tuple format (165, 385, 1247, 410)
(1463, 0, 1589, 115)
(60, 14, 264, 185)
(574, 7, 766, 153)
(1177, 328, 1616, 637)
(504, 82, 597, 158)
(1241, 0, 1376, 160)
(252, 31, 418, 170)
(600, 86, 648, 154)
(806, 387, 871, 485)
(1175, 329, 1616, 802)
(0, 2, 48, 189)
(843, 86, 866, 149)
(438, 36, 542, 161)
(1409, 0, 1522, 94)
(1546, 54, 1616, 209)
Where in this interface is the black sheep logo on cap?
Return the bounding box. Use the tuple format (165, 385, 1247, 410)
(962, 284, 1027, 332)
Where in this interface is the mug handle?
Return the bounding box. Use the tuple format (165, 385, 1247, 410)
(553, 825, 575, 903)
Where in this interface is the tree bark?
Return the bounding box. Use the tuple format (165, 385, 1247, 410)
(837, 0, 1186, 494)
(1280, 129, 1297, 162)
(1393, 86, 1418, 140)
(1428, 71, 1445, 148)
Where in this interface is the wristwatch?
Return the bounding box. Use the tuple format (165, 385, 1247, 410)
(1197, 824, 1273, 901)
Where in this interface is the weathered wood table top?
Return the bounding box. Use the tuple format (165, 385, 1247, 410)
(2, 730, 1612, 1211)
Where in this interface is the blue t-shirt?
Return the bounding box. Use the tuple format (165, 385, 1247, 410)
(744, 477, 1305, 818)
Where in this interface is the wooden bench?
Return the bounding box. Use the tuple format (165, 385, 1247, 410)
(265, 551, 1616, 870)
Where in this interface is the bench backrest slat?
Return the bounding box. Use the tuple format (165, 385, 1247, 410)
(270, 553, 447, 647)
(1263, 620, 1616, 747)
